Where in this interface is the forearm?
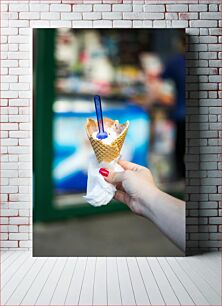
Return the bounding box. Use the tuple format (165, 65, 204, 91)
(142, 188, 185, 252)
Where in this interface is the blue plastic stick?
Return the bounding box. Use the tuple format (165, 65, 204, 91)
(94, 95, 108, 140)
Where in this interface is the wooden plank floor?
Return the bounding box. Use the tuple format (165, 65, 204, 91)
(1, 251, 220, 306)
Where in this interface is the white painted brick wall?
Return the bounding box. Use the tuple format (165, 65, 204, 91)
(0, 0, 221, 254)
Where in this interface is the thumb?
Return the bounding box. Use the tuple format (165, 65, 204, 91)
(99, 168, 125, 184)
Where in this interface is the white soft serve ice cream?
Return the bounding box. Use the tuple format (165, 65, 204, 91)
(92, 128, 117, 144)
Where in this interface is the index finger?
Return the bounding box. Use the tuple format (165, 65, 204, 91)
(118, 160, 142, 171)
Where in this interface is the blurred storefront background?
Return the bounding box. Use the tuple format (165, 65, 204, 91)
(33, 29, 185, 256)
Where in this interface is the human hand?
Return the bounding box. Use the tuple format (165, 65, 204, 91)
(99, 160, 159, 218)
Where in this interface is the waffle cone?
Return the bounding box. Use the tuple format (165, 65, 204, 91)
(85, 117, 129, 163)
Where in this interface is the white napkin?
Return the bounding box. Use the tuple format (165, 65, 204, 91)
(83, 154, 123, 207)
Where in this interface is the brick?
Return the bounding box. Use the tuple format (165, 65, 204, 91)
(133, 5, 143, 12)
(165, 13, 178, 20)
(1, 233, 11, 240)
(50, 20, 72, 27)
(186, 218, 198, 225)
(72, 20, 93, 28)
(199, 52, 217, 60)
(166, 5, 188, 12)
(1, 91, 18, 99)
(61, 12, 82, 20)
(143, 5, 165, 12)
(9, 233, 29, 240)
(124, 12, 164, 19)
(9, 99, 29, 107)
(9, 68, 30, 75)
(0, 218, 9, 225)
(9, 217, 29, 225)
(41, 12, 60, 20)
(1, 111, 9, 121)
(199, 225, 217, 233)
(9, 115, 29, 123)
(19, 28, 31, 36)
(199, 28, 209, 36)
(199, 36, 217, 44)
(19, 123, 31, 131)
(19, 76, 31, 83)
(143, 20, 152, 28)
(189, 4, 207, 11)
(9, 20, 29, 28)
(113, 20, 132, 28)
(94, 4, 111, 11)
(19, 44, 30, 52)
(19, 226, 31, 233)
(209, 217, 222, 225)
(209, 4, 219, 11)
(9, 4, 29, 11)
(1, 60, 18, 68)
(133, 20, 143, 28)
(1, 36, 7, 44)
(29, 4, 49, 12)
(209, 75, 221, 83)
(0, 177, 9, 185)
(210, 28, 221, 35)
(209, 194, 221, 201)
(19, 241, 31, 248)
(209, 60, 221, 67)
(161, 20, 174, 27)
(82, 12, 101, 19)
(1, 161, 18, 169)
(50, 4, 71, 12)
(7, 146, 30, 154)
(187, 225, 198, 232)
(73, 4, 92, 12)
(2, 28, 18, 36)
(179, 13, 198, 20)
(1, 233, 9, 240)
(1, 4, 8, 11)
(191, 233, 209, 240)
(19, 209, 29, 217)
(19, 12, 40, 19)
(210, 233, 221, 240)
(9, 155, 19, 162)
(2, 156, 10, 163)
(1, 209, 18, 217)
(1, 170, 18, 178)
(19, 155, 31, 162)
(190, 20, 217, 28)
(18, 163, 31, 171)
(113, 4, 132, 11)
(199, 218, 208, 225)
(102, 12, 122, 19)
(30, 20, 50, 28)
(19, 139, 30, 146)
(7, 202, 30, 209)
(199, 209, 217, 217)
(1, 11, 19, 20)
(93, 20, 112, 28)
(200, 12, 221, 20)
(0, 241, 18, 248)
(0, 225, 8, 233)
(199, 241, 221, 248)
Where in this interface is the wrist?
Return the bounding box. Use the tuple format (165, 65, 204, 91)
(140, 186, 161, 221)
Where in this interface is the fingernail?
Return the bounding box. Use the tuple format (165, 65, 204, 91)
(99, 168, 109, 177)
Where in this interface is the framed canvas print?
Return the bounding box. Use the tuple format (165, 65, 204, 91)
(33, 28, 185, 256)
